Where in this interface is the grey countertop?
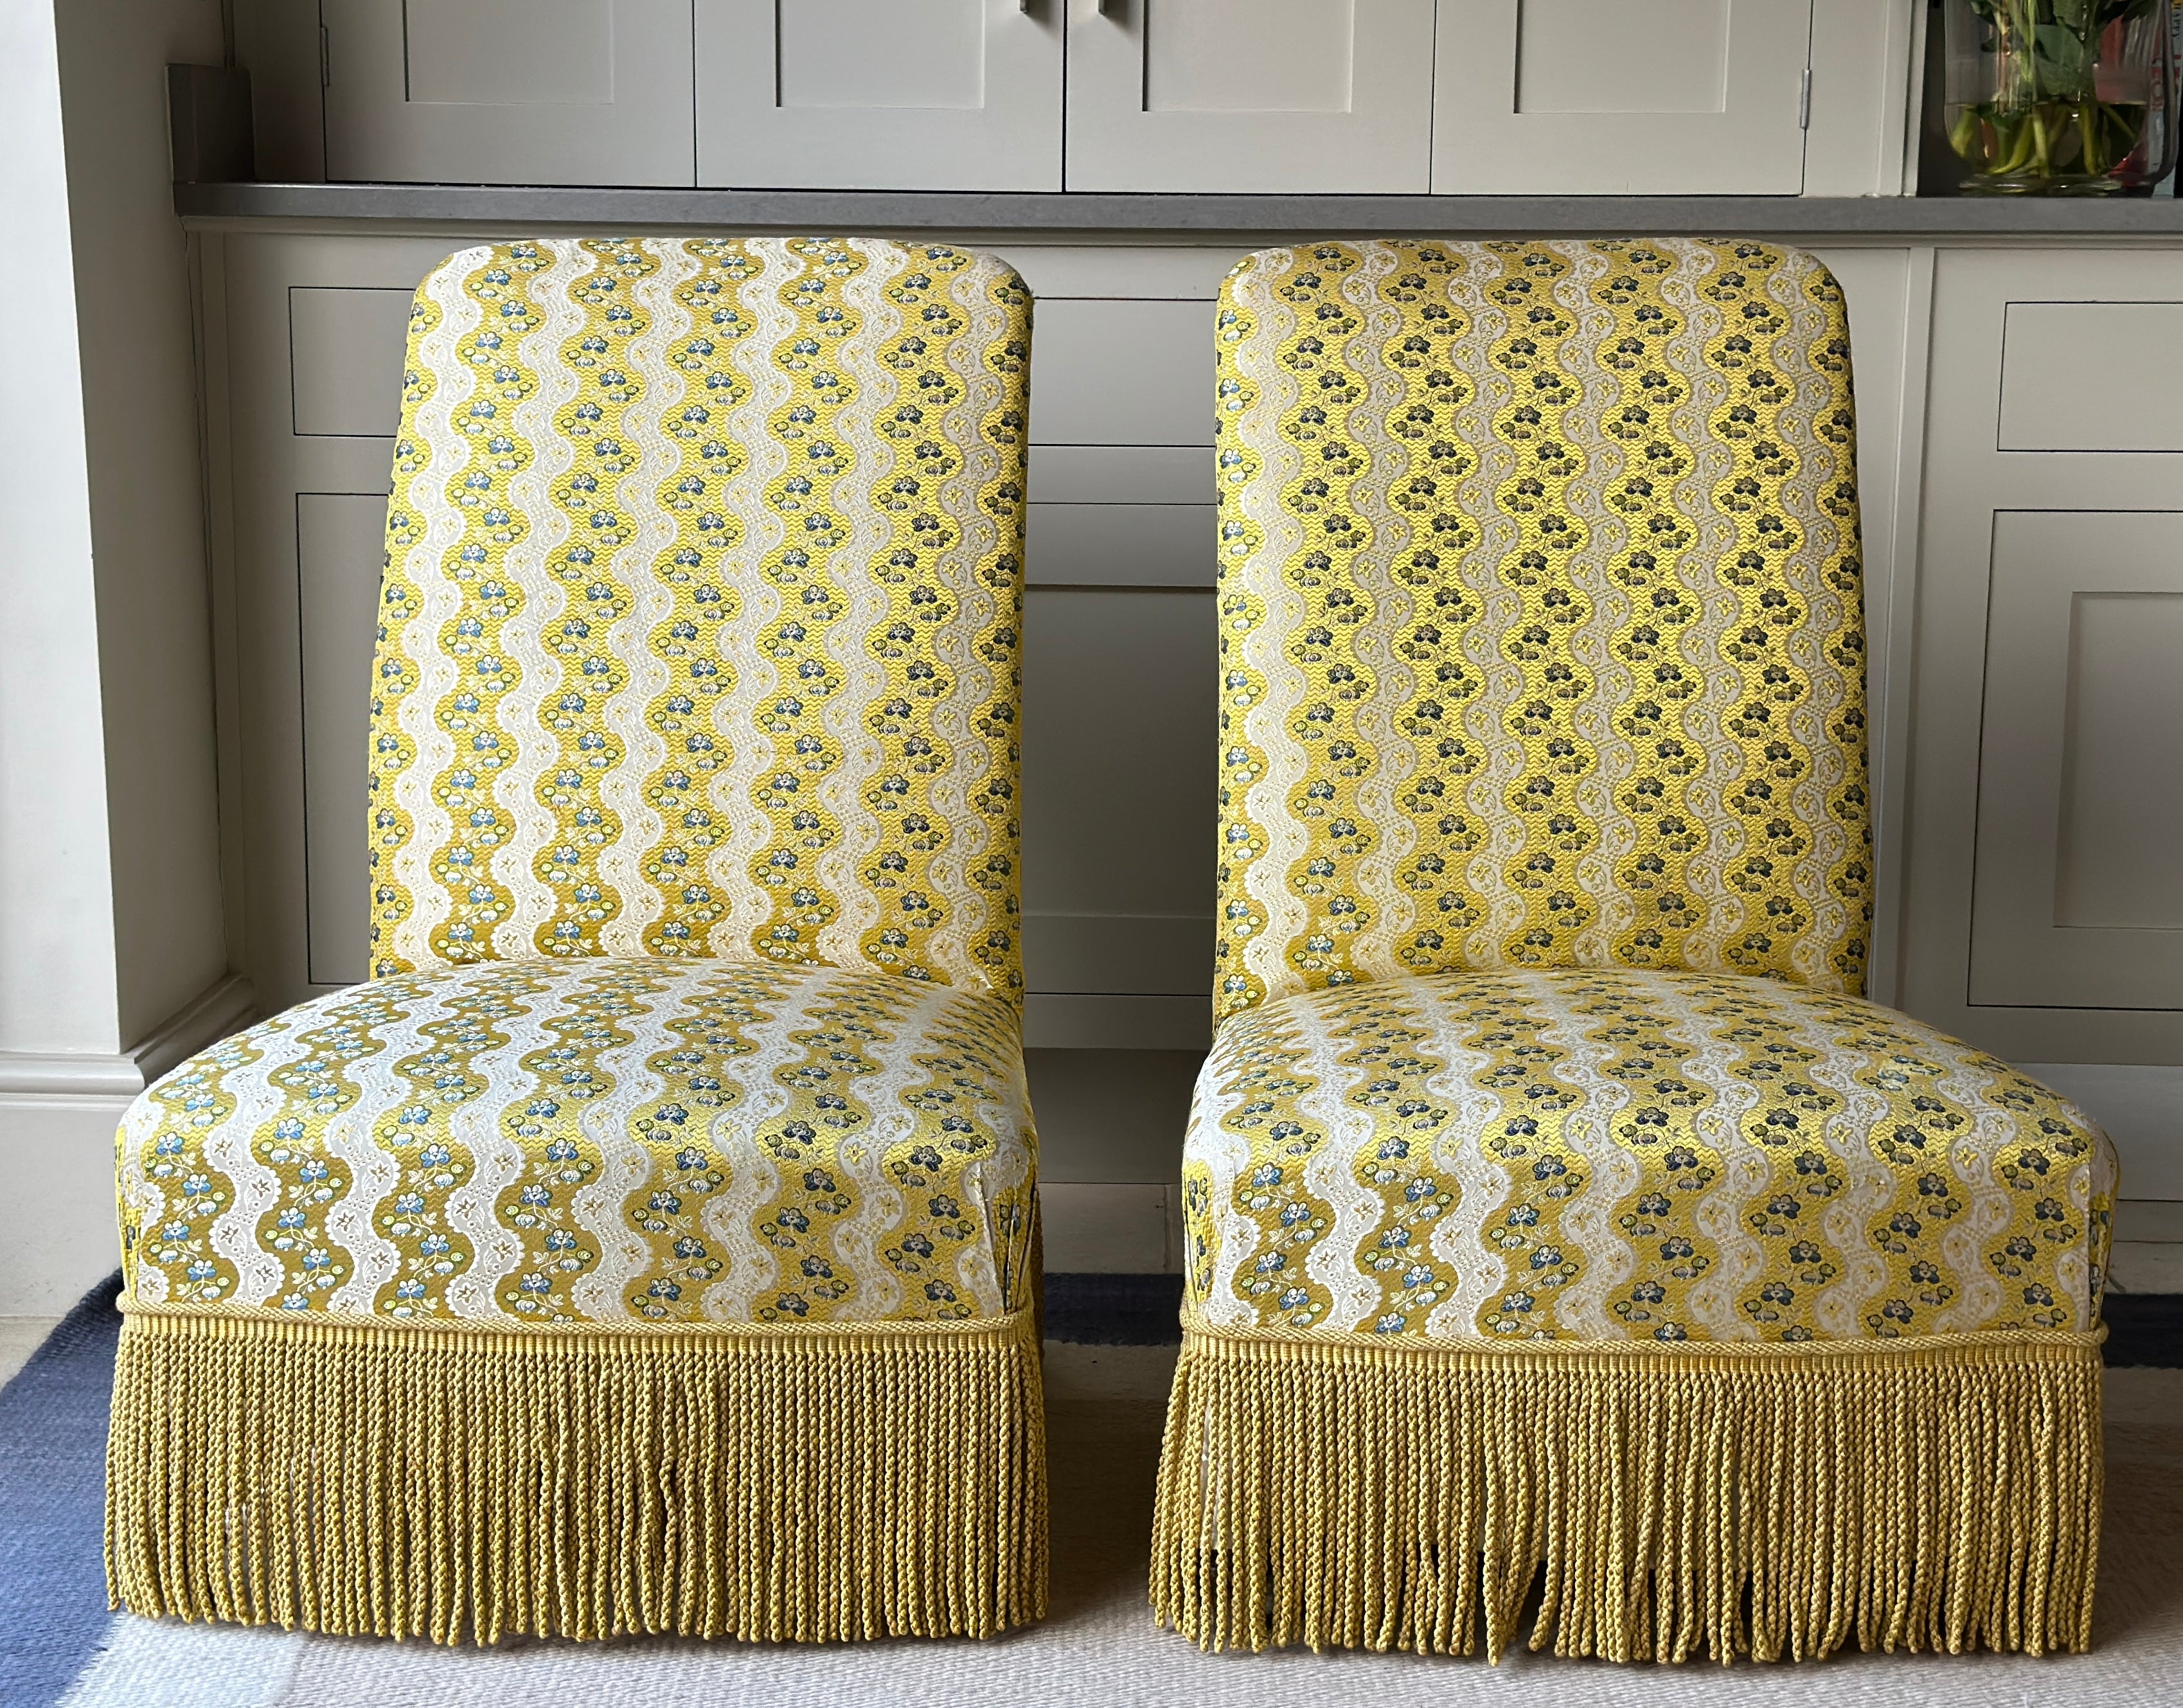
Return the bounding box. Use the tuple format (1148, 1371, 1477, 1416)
(174, 180, 2183, 238)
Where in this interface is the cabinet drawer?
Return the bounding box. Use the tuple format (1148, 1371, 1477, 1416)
(289, 287, 411, 438)
(1022, 586, 1217, 997)
(1030, 299, 1212, 447)
(296, 494, 386, 988)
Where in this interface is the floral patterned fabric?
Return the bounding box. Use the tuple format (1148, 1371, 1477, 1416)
(118, 236, 1037, 1328)
(1183, 968, 2116, 1344)
(1213, 240, 1869, 1023)
(371, 236, 1029, 999)
(120, 958, 1034, 1324)
(1188, 240, 2116, 1348)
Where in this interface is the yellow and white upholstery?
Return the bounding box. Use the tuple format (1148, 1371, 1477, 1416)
(109, 236, 1044, 1642)
(1152, 240, 2117, 1662)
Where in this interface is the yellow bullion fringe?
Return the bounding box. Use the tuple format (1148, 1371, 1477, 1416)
(106, 1303, 1047, 1645)
(1151, 1319, 2105, 1664)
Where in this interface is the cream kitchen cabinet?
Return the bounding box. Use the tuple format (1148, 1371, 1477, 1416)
(1904, 247, 2183, 1191)
(260, 0, 1911, 194)
(319, 0, 696, 185)
(1432, 0, 1812, 194)
(1064, 0, 1436, 193)
(696, 0, 1062, 191)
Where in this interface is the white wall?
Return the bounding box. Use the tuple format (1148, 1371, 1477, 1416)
(0, 2, 122, 1062)
(0, 0, 236, 1314)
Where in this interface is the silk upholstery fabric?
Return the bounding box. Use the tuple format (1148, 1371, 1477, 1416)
(1188, 240, 2116, 1346)
(118, 236, 1038, 1328)
(1213, 238, 1869, 1021)
(371, 236, 1028, 997)
(118, 959, 1035, 1324)
(1185, 967, 2114, 1343)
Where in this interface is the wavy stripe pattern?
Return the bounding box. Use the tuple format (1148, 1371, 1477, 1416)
(121, 237, 1035, 1331)
(1213, 240, 1871, 1020)
(1184, 968, 2116, 1344)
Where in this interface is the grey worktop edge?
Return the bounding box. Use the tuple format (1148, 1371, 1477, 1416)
(174, 180, 2183, 236)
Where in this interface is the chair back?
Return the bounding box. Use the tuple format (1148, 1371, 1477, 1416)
(369, 236, 1031, 1002)
(1212, 239, 1867, 1022)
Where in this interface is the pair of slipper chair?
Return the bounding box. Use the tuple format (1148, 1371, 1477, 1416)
(108, 234, 2116, 1662)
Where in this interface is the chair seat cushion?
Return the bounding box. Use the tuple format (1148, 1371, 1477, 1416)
(1183, 968, 2116, 1344)
(120, 958, 1035, 1326)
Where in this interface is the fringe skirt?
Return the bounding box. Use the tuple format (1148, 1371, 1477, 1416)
(106, 1302, 1047, 1644)
(1151, 1317, 2103, 1663)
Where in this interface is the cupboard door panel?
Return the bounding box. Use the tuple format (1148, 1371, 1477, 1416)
(1999, 301, 2183, 452)
(1432, 0, 1812, 193)
(1021, 587, 1216, 1001)
(289, 287, 412, 438)
(1968, 512, 2183, 1010)
(1065, 0, 1434, 192)
(322, 0, 695, 185)
(1029, 299, 1211, 447)
(297, 494, 387, 989)
(697, 0, 1061, 190)
(1031, 445, 1209, 506)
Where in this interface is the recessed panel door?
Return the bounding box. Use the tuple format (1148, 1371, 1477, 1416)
(298, 494, 388, 989)
(1432, 0, 1813, 193)
(322, 0, 695, 184)
(1064, 0, 1435, 192)
(697, 0, 1062, 190)
(1969, 512, 2183, 1011)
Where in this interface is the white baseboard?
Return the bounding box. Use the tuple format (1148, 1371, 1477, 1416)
(0, 973, 257, 1313)
(0, 972, 255, 1099)
(2020, 1063, 2183, 1200)
(0, 1096, 132, 1314)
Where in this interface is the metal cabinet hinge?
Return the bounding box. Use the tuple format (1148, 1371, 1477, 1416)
(319, 24, 331, 90)
(1799, 66, 1812, 129)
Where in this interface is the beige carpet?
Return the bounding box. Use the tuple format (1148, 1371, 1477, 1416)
(64, 1347, 2183, 1707)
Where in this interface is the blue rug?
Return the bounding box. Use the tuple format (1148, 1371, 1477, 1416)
(0, 1274, 121, 1708)
(2107, 1292, 2183, 1367)
(1045, 1272, 1184, 1345)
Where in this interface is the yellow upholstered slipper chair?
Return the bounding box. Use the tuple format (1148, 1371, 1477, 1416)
(108, 236, 1044, 1643)
(1152, 239, 2117, 1663)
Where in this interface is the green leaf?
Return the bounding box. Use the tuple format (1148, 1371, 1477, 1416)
(2035, 22, 2098, 98)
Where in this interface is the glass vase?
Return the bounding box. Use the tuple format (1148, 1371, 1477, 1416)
(1942, 0, 2179, 193)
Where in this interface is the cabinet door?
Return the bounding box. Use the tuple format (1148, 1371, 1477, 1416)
(321, 0, 694, 186)
(220, 236, 465, 1015)
(1969, 512, 2183, 1011)
(1432, 0, 1812, 194)
(1064, 0, 1435, 192)
(1906, 249, 2183, 1080)
(697, 0, 1061, 190)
